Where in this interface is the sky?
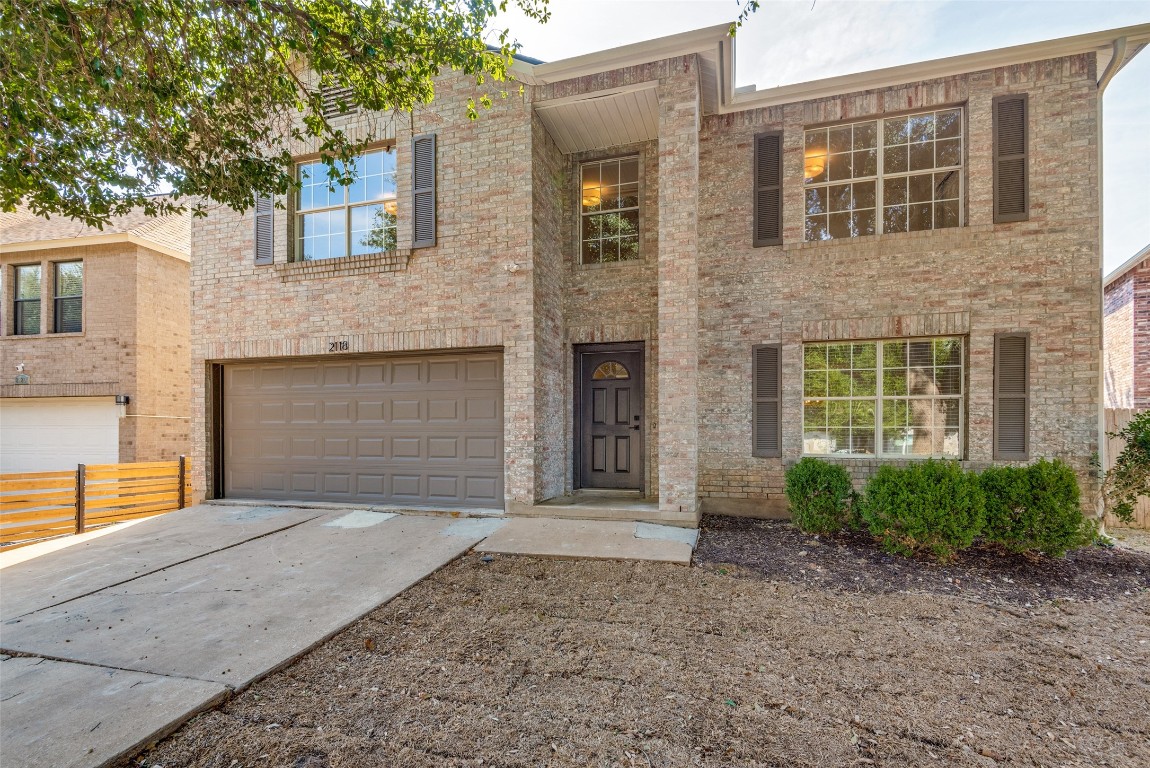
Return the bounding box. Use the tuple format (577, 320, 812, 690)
(493, 0, 1150, 274)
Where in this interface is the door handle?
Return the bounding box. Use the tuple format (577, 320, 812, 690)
(632, 425, 641, 431)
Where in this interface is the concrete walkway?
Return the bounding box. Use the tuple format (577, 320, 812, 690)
(0, 505, 695, 768)
(0, 505, 494, 768)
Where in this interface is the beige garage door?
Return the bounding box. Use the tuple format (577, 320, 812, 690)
(222, 353, 503, 507)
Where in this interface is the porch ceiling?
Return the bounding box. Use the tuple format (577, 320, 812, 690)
(534, 82, 659, 155)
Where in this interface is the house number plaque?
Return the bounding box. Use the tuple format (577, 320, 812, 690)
(327, 338, 350, 353)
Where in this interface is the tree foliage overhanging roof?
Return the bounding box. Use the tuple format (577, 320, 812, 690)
(0, 0, 550, 226)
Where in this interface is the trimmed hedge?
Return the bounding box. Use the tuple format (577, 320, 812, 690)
(980, 459, 1094, 557)
(860, 460, 985, 563)
(784, 458, 855, 534)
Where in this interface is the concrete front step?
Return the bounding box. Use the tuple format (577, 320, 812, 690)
(474, 517, 696, 565)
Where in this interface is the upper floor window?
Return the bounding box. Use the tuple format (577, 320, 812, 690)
(14, 264, 41, 335)
(581, 156, 639, 264)
(54, 261, 83, 333)
(804, 108, 963, 241)
(802, 337, 964, 458)
(296, 148, 396, 261)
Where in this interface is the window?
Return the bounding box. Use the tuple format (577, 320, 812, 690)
(14, 264, 41, 335)
(54, 261, 83, 333)
(804, 108, 963, 240)
(581, 156, 639, 264)
(802, 337, 964, 458)
(296, 148, 397, 261)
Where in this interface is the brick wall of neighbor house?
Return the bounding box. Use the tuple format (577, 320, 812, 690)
(131, 246, 192, 461)
(1, 243, 192, 464)
(1133, 260, 1150, 411)
(0, 244, 140, 460)
(189, 72, 542, 504)
(1105, 271, 1134, 408)
(697, 54, 1103, 517)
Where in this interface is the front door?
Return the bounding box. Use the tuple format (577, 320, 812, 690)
(577, 345, 643, 490)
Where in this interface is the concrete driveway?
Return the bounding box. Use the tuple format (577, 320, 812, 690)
(0, 504, 501, 768)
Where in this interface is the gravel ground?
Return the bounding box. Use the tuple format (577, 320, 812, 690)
(124, 520, 1150, 768)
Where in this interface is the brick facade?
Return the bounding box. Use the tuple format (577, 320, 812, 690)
(1104, 253, 1150, 410)
(188, 39, 1108, 523)
(0, 242, 192, 464)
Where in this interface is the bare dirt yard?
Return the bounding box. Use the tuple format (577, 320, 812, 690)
(124, 518, 1150, 768)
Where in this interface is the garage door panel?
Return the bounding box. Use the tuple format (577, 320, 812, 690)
(223, 354, 503, 507)
(0, 397, 120, 473)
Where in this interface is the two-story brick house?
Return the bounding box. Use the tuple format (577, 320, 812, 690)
(0, 206, 192, 472)
(189, 24, 1149, 524)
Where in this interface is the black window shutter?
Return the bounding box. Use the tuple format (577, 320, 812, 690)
(412, 133, 437, 249)
(753, 131, 783, 247)
(753, 344, 782, 457)
(993, 94, 1029, 223)
(993, 332, 1030, 460)
(254, 194, 274, 265)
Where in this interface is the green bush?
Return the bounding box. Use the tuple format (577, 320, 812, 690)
(1102, 410, 1150, 525)
(981, 460, 1094, 557)
(861, 460, 985, 562)
(784, 458, 856, 534)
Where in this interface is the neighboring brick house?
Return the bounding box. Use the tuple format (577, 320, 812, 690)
(0, 206, 192, 472)
(189, 23, 1149, 523)
(1104, 243, 1150, 410)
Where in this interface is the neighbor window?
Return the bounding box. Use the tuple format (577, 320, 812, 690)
(581, 156, 640, 264)
(54, 261, 83, 333)
(804, 108, 964, 240)
(14, 264, 41, 335)
(296, 148, 397, 261)
(802, 337, 964, 458)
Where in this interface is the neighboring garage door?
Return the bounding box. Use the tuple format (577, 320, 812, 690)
(222, 353, 504, 507)
(0, 397, 120, 473)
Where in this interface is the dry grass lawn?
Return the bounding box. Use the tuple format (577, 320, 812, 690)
(124, 523, 1150, 768)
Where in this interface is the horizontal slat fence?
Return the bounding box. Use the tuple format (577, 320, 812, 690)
(0, 458, 189, 549)
(1104, 409, 1149, 529)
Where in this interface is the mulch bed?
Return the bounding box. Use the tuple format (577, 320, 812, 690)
(121, 520, 1150, 768)
(695, 516, 1150, 606)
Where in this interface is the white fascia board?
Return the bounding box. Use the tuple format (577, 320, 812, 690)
(720, 23, 1150, 112)
(520, 24, 730, 85)
(0, 234, 190, 262)
(1105, 243, 1150, 288)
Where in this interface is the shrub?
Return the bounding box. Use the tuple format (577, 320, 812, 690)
(784, 458, 856, 534)
(861, 460, 985, 562)
(1102, 410, 1150, 525)
(981, 460, 1094, 557)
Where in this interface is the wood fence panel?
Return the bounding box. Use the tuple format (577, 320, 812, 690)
(1, 459, 190, 548)
(1104, 408, 1150, 529)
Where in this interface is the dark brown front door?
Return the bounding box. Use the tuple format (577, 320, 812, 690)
(577, 345, 643, 490)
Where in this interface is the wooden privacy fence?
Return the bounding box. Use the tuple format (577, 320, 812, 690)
(0, 458, 191, 548)
(1105, 408, 1149, 529)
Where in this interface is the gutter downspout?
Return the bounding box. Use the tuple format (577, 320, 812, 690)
(1095, 37, 1127, 532)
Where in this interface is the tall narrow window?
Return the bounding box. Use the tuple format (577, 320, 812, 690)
(581, 156, 640, 264)
(54, 261, 83, 333)
(296, 148, 397, 261)
(14, 264, 41, 335)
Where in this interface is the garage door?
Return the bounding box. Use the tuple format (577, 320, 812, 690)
(222, 353, 504, 507)
(0, 397, 120, 473)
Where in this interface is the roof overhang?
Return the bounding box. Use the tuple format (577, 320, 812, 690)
(0, 233, 190, 262)
(516, 22, 1150, 142)
(1105, 242, 1150, 288)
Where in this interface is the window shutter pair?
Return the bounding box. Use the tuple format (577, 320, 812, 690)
(993, 333, 1030, 460)
(252, 133, 436, 264)
(753, 344, 782, 457)
(753, 131, 783, 247)
(993, 94, 1029, 223)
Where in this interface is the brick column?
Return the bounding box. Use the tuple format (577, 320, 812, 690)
(656, 60, 701, 521)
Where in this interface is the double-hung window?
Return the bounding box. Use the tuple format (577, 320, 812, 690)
(804, 108, 964, 240)
(14, 264, 41, 335)
(54, 261, 83, 333)
(802, 337, 964, 458)
(296, 148, 397, 261)
(580, 156, 640, 264)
